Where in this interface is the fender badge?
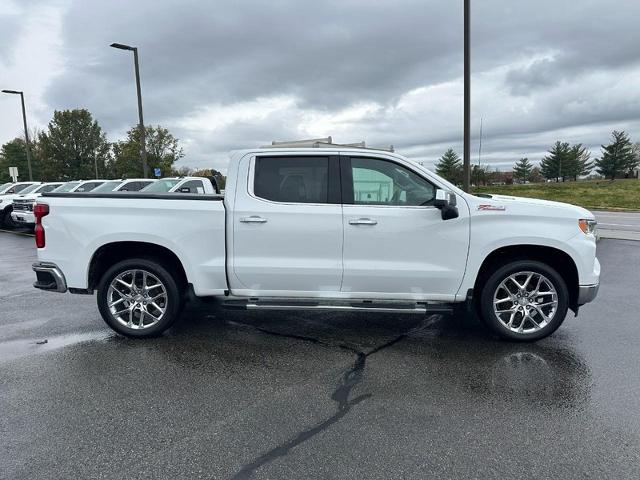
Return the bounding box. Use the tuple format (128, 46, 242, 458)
(478, 204, 506, 211)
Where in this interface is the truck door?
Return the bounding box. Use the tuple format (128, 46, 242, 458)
(230, 154, 343, 296)
(340, 155, 469, 300)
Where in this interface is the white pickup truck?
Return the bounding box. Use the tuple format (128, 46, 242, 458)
(31, 146, 599, 341)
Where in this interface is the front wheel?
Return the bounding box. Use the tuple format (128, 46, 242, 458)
(479, 260, 569, 342)
(0, 208, 15, 229)
(97, 258, 183, 338)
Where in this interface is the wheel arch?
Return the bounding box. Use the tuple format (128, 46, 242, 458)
(87, 241, 188, 292)
(473, 244, 580, 312)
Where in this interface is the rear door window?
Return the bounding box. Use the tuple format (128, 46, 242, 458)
(253, 156, 332, 204)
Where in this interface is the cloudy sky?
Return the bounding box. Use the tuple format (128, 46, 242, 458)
(1, 0, 639, 173)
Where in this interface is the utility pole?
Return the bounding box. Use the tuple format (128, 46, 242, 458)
(462, 0, 471, 192)
(477, 117, 483, 186)
(2, 89, 34, 181)
(110, 43, 148, 178)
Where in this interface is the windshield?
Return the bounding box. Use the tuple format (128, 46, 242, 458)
(52, 182, 80, 193)
(141, 179, 180, 192)
(0, 183, 11, 193)
(18, 184, 41, 195)
(92, 181, 122, 192)
(32, 183, 62, 194)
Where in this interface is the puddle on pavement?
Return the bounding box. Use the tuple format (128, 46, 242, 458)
(0, 330, 114, 363)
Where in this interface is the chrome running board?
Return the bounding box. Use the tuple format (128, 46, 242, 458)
(223, 298, 453, 315)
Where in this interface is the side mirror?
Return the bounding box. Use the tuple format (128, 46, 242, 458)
(433, 189, 449, 208)
(433, 189, 459, 220)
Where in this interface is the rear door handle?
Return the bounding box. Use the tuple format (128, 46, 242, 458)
(349, 218, 377, 226)
(240, 216, 268, 224)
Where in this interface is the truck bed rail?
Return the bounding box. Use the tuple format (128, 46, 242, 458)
(41, 192, 225, 201)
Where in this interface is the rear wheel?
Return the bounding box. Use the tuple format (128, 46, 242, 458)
(97, 258, 183, 338)
(479, 260, 569, 341)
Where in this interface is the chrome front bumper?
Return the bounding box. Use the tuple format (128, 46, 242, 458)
(577, 283, 599, 305)
(32, 262, 67, 293)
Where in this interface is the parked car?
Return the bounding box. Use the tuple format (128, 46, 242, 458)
(0, 181, 39, 196)
(32, 146, 599, 341)
(72, 180, 109, 192)
(140, 176, 218, 194)
(0, 182, 44, 228)
(91, 179, 156, 193)
(10, 182, 64, 228)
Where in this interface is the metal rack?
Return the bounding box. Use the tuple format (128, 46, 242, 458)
(262, 136, 394, 152)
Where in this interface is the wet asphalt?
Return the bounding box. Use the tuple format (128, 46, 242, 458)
(1, 231, 639, 480)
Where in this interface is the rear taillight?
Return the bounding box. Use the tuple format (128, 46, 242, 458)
(34, 203, 49, 248)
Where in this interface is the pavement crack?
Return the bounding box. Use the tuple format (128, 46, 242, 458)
(228, 320, 416, 480)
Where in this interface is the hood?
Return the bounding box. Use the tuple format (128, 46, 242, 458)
(15, 193, 41, 201)
(470, 193, 593, 219)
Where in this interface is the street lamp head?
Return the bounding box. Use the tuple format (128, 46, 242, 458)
(110, 42, 135, 51)
(2, 89, 22, 95)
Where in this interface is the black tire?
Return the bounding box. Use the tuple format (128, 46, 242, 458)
(479, 260, 569, 342)
(0, 207, 15, 229)
(97, 258, 184, 338)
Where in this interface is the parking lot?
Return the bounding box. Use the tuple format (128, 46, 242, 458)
(1, 230, 639, 479)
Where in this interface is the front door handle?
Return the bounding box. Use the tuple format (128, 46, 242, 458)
(240, 216, 268, 224)
(349, 218, 377, 226)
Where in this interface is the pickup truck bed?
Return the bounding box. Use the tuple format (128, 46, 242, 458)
(38, 192, 228, 297)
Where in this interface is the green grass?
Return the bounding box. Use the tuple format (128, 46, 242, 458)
(473, 178, 640, 210)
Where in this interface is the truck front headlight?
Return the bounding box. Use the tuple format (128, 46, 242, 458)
(578, 219, 597, 235)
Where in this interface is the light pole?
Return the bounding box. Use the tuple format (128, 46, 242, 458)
(110, 42, 148, 178)
(2, 89, 34, 181)
(462, 0, 471, 192)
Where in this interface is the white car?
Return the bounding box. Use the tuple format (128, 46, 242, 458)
(31, 145, 599, 341)
(140, 176, 219, 194)
(10, 182, 64, 228)
(0, 181, 39, 195)
(91, 179, 156, 193)
(0, 182, 44, 228)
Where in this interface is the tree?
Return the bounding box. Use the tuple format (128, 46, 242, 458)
(435, 148, 462, 184)
(595, 130, 637, 180)
(629, 142, 640, 178)
(38, 109, 111, 181)
(529, 166, 545, 183)
(192, 168, 227, 190)
(513, 157, 533, 183)
(540, 141, 571, 182)
(0, 138, 36, 183)
(472, 164, 491, 186)
(111, 125, 184, 178)
(567, 144, 593, 180)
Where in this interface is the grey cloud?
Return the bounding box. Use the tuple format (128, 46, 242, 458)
(3, 0, 640, 173)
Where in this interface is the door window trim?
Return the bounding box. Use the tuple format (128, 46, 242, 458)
(248, 154, 341, 205)
(340, 155, 438, 209)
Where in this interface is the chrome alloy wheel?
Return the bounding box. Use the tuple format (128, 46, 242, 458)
(107, 269, 168, 330)
(492, 271, 558, 334)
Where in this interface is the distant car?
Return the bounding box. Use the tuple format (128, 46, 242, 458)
(43, 179, 110, 194)
(91, 179, 156, 193)
(10, 182, 64, 228)
(0, 182, 45, 228)
(72, 180, 109, 192)
(140, 176, 218, 194)
(0, 181, 39, 196)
